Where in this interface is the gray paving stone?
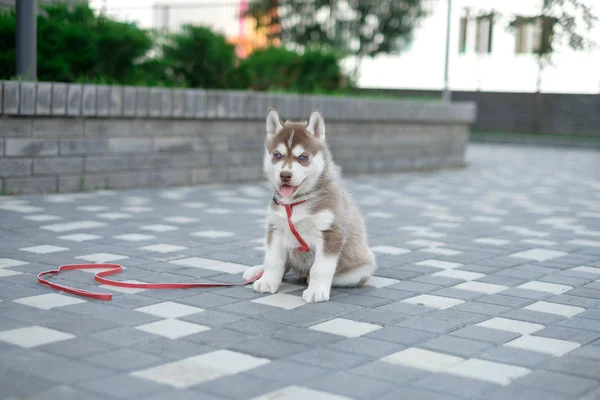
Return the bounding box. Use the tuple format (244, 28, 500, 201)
(502, 308, 564, 325)
(75, 373, 167, 398)
(327, 337, 406, 357)
(569, 345, 600, 360)
(480, 385, 573, 400)
(197, 373, 283, 400)
(228, 336, 310, 359)
(343, 308, 409, 326)
(39, 337, 119, 359)
(420, 335, 492, 357)
(84, 348, 166, 372)
(271, 326, 346, 346)
(515, 370, 598, 396)
(413, 373, 497, 399)
(501, 287, 554, 300)
(395, 315, 466, 334)
(376, 300, 434, 315)
(131, 337, 212, 360)
(90, 326, 158, 346)
(535, 325, 600, 344)
(479, 346, 553, 368)
(25, 385, 109, 400)
(450, 325, 521, 344)
(452, 301, 513, 316)
(245, 359, 331, 385)
(0, 369, 57, 399)
(287, 348, 372, 369)
(365, 326, 438, 346)
(557, 317, 600, 332)
(307, 371, 397, 399)
(185, 327, 258, 348)
(477, 294, 536, 308)
(542, 355, 600, 380)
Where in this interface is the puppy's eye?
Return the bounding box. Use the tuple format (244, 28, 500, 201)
(298, 154, 308, 162)
(273, 152, 282, 160)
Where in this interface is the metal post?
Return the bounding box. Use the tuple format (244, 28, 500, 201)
(16, 0, 37, 81)
(442, 0, 452, 102)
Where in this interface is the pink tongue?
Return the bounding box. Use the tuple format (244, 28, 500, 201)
(280, 185, 295, 197)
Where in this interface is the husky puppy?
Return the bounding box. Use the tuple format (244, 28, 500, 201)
(243, 108, 376, 303)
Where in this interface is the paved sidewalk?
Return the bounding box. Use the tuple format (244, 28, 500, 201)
(1, 143, 599, 400)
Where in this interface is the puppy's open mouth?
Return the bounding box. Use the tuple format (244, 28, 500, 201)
(279, 184, 298, 197)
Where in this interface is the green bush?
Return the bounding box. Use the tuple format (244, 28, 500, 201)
(0, 3, 154, 84)
(160, 25, 236, 89)
(0, 4, 351, 93)
(235, 46, 349, 93)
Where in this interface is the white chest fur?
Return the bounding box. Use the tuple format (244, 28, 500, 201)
(267, 203, 334, 250)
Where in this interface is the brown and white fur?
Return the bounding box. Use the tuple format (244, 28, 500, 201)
(242, 108, 376, 303)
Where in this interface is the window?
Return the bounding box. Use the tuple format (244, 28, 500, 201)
(458, 10, 469, 54)
(474, 14, 494, 54)
(515, 17, 547, 54)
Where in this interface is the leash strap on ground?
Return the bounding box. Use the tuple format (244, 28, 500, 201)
(280, 200, 311, 252)
(37, 263, 264, 301)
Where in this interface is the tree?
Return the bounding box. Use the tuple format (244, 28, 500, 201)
(507, 0, 597, 92)
(244, 0, 426, 79)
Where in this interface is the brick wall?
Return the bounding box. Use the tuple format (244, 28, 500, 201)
(0, 81, 476, 194)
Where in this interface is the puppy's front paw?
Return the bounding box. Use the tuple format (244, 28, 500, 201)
(302, 285, 330, 303)
(243, 265, 264, 281)
(252, 276, 281, 294)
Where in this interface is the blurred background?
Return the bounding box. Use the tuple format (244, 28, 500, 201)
(0, 0, 598, 138)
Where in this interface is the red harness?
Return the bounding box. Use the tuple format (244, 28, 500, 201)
(278, 199, 311, 252)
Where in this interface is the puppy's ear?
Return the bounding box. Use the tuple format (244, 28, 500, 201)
(306, 110, 325, 140)
(266, 108, 283, 137)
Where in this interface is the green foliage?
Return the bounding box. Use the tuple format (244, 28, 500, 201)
(235, 46, 350, 93)
(0, 3, 352, 94)
(0, 3, 155, 84)
(245, 0, 426, 59)
(508, 0, 597, 61)
(160, 25, 237, 89)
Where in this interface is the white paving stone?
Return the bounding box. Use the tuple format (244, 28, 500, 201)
(23, 214, 62, 222)
(20, 245, 69, 254)
(406, 239, 447, 247)
(140, 224, 178, 232)
(473, 238, 511, 246)
(370, 245, 411, 255)
(504, 335, 581, 356)
(0, 269, 23, 277)
(422, 247, 462, 256)
(367, 276, 400, 288)
(204, 208, 232, 215)
(309, 318, 382, 337)
(13, 293, 86, 310)
(476, 317, 544, 335)
(402, 294, 465, 310)
(432, 269, 485, 281)
(97, 212, 132, 220)
(446, 358, 531, 385)
(252, 293, 306, 310)
(509, 248, 567, 262)
(188, 349, 271, 375)
(163, 216, 199, 224)
(75, 253, 128, 263)
(517, 281, 572, 294)
(40, 220, 106, 232)
(169, 257, 247, 274)
(191, 230, 235, 238)
(521, 239, 557, 247)
(77, 206, 109, 212)
(121, 206, 153, 213)
(0, 203, 44, 213)
(523, 301, 585, 317)
(251, 386, 353, 400)
(135, 319, 210, 339)
(416, 259, 463, 270)
(381, 347, 465, 372)
(367, 211, 394, 218)
(181, 202, 207, 208)
(571, 266, 600, 275)
(58, 233, 101, 242)
(114, 233, 156, 242)
(135, 301, 204, 318)
(568, 239, 600, 247)
(0, 326, 75, 348)
(139, 244, 187, 253)
(454, 281, 508, 294)
(0, 258, 27, 268)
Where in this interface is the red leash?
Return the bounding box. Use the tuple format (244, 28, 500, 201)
(279, 200, 311, 252)
(38, 263, 263, 301)
(38, 198, 308, 301)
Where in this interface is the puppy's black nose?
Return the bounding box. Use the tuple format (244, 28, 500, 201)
(280, 171, 292, 182)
